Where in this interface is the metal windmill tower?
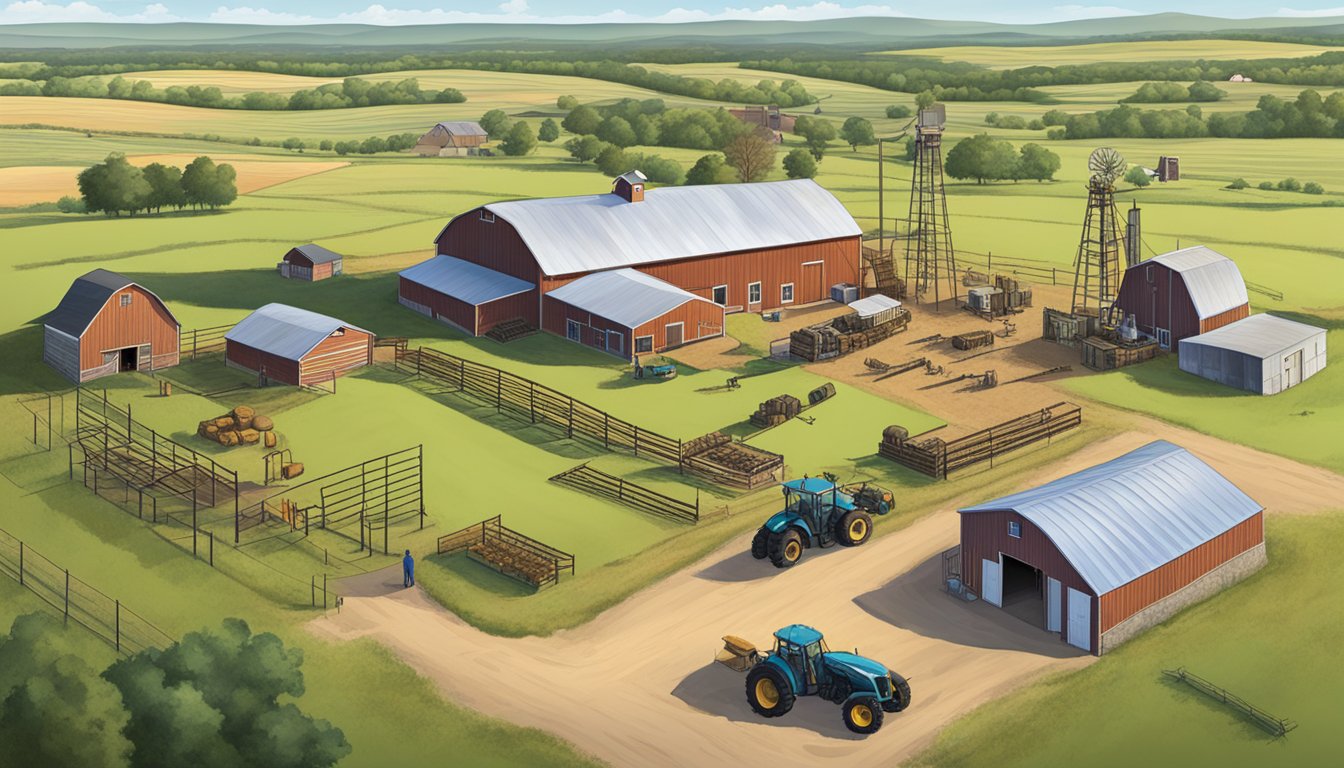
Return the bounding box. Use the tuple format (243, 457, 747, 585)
(903, 104, 959, 309)
(1071, 148, 1127, 320)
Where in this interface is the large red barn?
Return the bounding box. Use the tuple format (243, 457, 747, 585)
(401, 173, 862, 348)
(1114, 245, 1249, 349)
(43, 269, 180, 383)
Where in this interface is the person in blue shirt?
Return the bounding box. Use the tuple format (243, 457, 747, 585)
(402, 549, 415, 588)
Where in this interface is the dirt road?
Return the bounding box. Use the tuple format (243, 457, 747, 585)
(310, 425, 1344, 767)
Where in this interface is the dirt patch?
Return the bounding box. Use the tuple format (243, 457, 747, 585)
(662, 302, 856, 372)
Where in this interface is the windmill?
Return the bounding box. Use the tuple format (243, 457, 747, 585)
(902, 103, 959, 310)
(1071, 147, 1127, 320)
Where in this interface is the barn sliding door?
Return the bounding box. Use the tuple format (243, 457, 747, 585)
(981, 558, 1003, 607)
(1046, 577, 1062, 633)
(1066, 588, 1091, 652)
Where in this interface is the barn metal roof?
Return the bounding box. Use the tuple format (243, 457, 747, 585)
(848, 294, 902, 318)
(1147, 246, 1249, 319)
(399, 255, 534, 306)
(1180, 313, 1325, 359)
(544, 269, 719, 328)
(478, 178, 861, 276)
(44, 269, 179, 338)
(960, 440, 1262, 595)
(225, 303, 370, 362)
(291, 244, 343, 264)
(436, 121, 487, 136)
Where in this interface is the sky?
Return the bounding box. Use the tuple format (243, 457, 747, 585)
(1, 1, 1343, 26)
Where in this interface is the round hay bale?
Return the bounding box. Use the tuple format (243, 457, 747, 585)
(252, 415, 274, 432)
(263, 431, 277, 449)
(882, 425, 908, 445)
(213, 416, 234, 430)
(218, 431, 239, 447)
(239, 429, 261, 445)
(232, 405, 255, 420)
(205, 424, 219, 436)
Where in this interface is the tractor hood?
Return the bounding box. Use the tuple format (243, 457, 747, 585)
(824, 652, 890, 680)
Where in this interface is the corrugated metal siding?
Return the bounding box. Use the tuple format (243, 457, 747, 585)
(1186, 313, 1324, 357)
(435, 211, 541, 282)
(1198, 304, 1250, 335)
(399, 254, 534, 305)
(1100, 513, 1263, 633)
(225, 304, 369, 362)
(297, 329, 373, 386)
(476, 291, 538, 335)
(76, 284, 180, 373)
(226, 340, 301, 384)
(399, 276, 477, 334)
(1179, 342, 1263, 392)
(42, 326, 81, 383)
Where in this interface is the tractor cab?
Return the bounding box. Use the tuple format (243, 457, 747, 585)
(772, 624, 828, 696)
(753, 475, 894, 568)
(780, 476, 854, 541)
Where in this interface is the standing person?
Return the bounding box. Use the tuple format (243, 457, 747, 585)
(402, 549, 415, 588)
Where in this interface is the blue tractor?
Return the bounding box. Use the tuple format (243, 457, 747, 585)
(745, 624, 911, 735)
(751, 475, 893, 568)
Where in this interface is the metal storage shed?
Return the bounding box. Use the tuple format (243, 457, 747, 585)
(225, 303, 373, 387)
(958, 440, 1265, 655)
(542, 269, 724, 360)
(1179, 313, 1327, 395)
(398, 254, 536, 336)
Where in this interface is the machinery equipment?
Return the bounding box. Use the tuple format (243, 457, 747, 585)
(742, 624, 911, 735)
(750, 474, 892, 568)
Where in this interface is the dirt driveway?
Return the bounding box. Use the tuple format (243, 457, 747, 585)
(310, 419, 1344, 767)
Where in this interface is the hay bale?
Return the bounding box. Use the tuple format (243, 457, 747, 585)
(239, 429, 261, 445)
(883, 425, 908, 445)
(204, 424, 219, 437)
(232, 405, 255, 420)
(252, 415, 274, 432)
(263, 431, 277, 449)
(218, 431, 239, 447)
(213, 416, 234, 430)
(282, 463, 304, 479)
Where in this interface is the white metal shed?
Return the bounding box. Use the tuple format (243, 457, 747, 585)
(1178, 313, 1327, 395)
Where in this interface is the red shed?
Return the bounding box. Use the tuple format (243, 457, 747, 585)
(279, 244, 344, 281)
(398, 254, 537, 336)
(542, 269, 724, 359)
(1115, 245, 1249, 349)
(958, 440, 1265, 655)
(225, 303, 372, 387)
(43, 269, 180, 383)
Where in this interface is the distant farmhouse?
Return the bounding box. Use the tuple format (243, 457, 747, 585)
(728, 105, 796, 143)
(279, 244, 344, 281)
(399, 172, 861, 358)
(414, 121, 489, 157)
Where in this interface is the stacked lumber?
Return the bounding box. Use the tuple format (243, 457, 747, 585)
(749, 394, 802, 428)
(994, 275, 1033, 311)
(196, 405, 274, 448)
(789, 307, 912, 362)
(469, 540, 556, 586)
(952, 330, 995, 351)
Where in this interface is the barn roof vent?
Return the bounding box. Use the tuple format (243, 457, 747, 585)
(613, 170, 648, 203)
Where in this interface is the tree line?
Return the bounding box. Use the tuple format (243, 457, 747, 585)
(1057, 89, 1344, 139)
(0, 75, 464, 110)
(1121, 80, 1226, 103)
(944, 134, 1062, 183)
(76, 154, 237, 216)
(0, 613, 348, 768)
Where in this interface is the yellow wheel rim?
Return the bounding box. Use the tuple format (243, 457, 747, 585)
(784, 540, 802, 561)
(755, 678, 780, 708)
(850, 703, 873, 727)
(849, 518, 869, 540)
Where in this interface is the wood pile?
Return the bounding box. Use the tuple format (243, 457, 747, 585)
(750, 394, 802, 428)
(469, 540, 557, 586)
(995, 275, 1033, 312)
(196, 405, 274, 448)
(789, 306, 912, 362)
(952, 330, 995, 351)
(681, 431, 784, 489)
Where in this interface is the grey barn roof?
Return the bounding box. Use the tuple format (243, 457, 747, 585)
(464, 178, 860, 277)
(45, 269, 179, 338)
(960, 440, 1262, 595)
(226, 303, 369, 362)
(399, 254, 534, 306)
(1146, 245, 1249, 319)
(1180, 313, 1325, 358)
(545, 268, 719, 328)
(290, 244, 343, 265)
(436, 121, 487, 136)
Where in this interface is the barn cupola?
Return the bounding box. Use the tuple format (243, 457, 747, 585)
(613, 170, 648, 203)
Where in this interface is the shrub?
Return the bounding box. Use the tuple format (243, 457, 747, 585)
(556, 95, 579, 110)
(1277, 177, 1302, 192)
(885, 104, 912, 119)
(537, 118, 560, 142)
(1041, 109, 1069, 126)
(1226, 178, 1249, 189)
(1124, 166, 1152, 187)
(1046, 128, 1066, 140)
(685, 154, 736, 185)
(318, 139, 333, 151)
(56, 195, 86, 213)
(1258, 181, 1275, 190)
(500, 122, 537, 156)
(782, 148, 818, 179)
(1303, 181, 1324, 194)
(1027, 119, 1045, 130)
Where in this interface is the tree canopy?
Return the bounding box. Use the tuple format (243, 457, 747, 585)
(685, 154, 737, 185)
(782, 148, 818, 179)
(840, 117, 876, 150)
(722, 131, 776, 183)
(945, 135, 1061, 183)
(500, 122, 538, 156)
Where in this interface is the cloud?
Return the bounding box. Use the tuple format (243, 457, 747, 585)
(1275, 7, 1344, 16)
(1048, 5, 1140, 20)
(1, 1, 176, 22)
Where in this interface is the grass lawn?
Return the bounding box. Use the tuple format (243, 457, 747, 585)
(908, 511, 1344, 768)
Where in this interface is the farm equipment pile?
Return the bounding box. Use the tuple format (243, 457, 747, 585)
(789, 295, 911, 362)
(751, 474, 893, 568)
(716, 625, 912, 735)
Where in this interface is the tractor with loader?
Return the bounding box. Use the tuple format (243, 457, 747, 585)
(751, 475, 893, 568)
(717, 625, 911, 735)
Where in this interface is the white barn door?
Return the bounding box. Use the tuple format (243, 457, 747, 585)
(981, 558, 1003, 607)
(1046, 577, 1062, 633)
(1066, 588, 1091, 652)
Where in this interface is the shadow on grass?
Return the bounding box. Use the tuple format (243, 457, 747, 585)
(0, 326, 73, 396)
(670, 662, 867, 740)
(1156, 673, 1285, 743)
(422, 552, 534, 599)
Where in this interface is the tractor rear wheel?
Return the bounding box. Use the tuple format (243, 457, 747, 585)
(882, 673, 912, 713)
(750, 527, 770, 560)
(745, 664, 795, 718)
(836, 510, 874, 547)
(768, 529, 804, 568)
(843, 696, 884, 735)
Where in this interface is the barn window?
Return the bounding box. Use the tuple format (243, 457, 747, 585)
(591, 329, 606, 348)
(120, 293, 132, 307)
(1145, 265, 1153, 283)
(634, 335, 653, 354)
(748, 282, 762, 304)
(1008, 521, 1022, 538)
(479, 210, 496, 223)
(780, 283, 794, 304)
(606, 332, 623, 356)
(330, 329, 345, 337)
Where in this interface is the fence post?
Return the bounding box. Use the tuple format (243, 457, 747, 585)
(634, 428, 640, 456)
(209, 531, 214, 567)
(529, 382, 536, 423)
(567, 399, 574, 438)
(323, 574, 327, 610)
(311, 576, 315, 607)
(18, 542, 23, 586)
(64, 569, 70, 623)
(115, 600, 121, 654)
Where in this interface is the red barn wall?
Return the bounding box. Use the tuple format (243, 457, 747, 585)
(541, 296, 724, 359)
(79, 284, 180, 371)
(298, 329, 373, 386)
(1199, 304, 1250, 335)
(1116, 262, 1249, 345)
(476, 291, 539, 335)
(226, 340, 301, 384)
(435, 210, 541, 283)
(399, 276, 477, 334)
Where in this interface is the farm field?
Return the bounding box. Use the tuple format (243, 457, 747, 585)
(884, 39, 1342, 67)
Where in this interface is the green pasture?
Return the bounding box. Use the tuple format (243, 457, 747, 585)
(910, 511, 1344, 768)
(883, 39, 1342, 67)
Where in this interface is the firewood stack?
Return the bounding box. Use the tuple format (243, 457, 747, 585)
(749, 394, 802, 428)
(196, 405, 275, 447)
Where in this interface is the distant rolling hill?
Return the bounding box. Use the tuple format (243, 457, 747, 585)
(1, 14, 1342, 51)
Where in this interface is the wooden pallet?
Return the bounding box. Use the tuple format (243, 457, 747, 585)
(485, 319, 538, 344)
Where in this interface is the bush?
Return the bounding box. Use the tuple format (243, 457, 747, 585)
(333, 141, 358, 156)
(1046, 128, 1066, 140)
(500, 122, 538, 156)
(1277, 177, 1302, 192)
(564, 135, 610, 162)
(594, 145, 629, 176)
(318, 139, 333, 151)
(1303, 181, 1324, 194)
(556, 95, 579, 110)
(56, 195, 86, 213)
(537, 118, 560, 142)
(1124, 166, 1152, 187)
(596, 116, 637, 147)
(1041, 109, 1069, 126)
(1027, 119, 1045, 130)
(1258, 181, 1275, 190)
(1226, 178, 1249, 189)
(479, 109, 511, 137)
(984, 112, 1000, 126)
(885, 104, 912, 119)
(281, 137, 305, 151)
(562, 105, 602, 135)
(995, 115, 1028, 130)
(685, 154, 736, 185)
(782, 148, 817, 179)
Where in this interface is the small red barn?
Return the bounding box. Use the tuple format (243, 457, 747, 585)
(225, 303, 372, 387)
(43, 269, 180, 383)
(279, 244, 344, 281)
(542, 269, 725, 359)
(1114, 245, 1249, 349)
(398, 254, 536, 336)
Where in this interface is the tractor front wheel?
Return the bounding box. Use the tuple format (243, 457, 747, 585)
(750, 527, 770, 560)
(745, 664, 795, 718)
(843, 696, 884, 735)
(768, 529, 805, 568)
(836, 510, 874, 547)
(882, 673, 912, 713)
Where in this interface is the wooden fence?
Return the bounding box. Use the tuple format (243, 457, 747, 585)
(181, 323, 233, 359)
(436, 515, 575, 589)
(550, 463, 699, 524)
(878, 402, 1083, 479)
(1163, 668, 1297, 737)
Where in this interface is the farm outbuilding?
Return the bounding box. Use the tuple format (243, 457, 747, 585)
(279, 244, 343, 281)
(542, 268, 725, 359)
(1179, 313, 1327, 395)
(43, 269, 180, 383)
(398, 254, 536, 336)
(408, 175, 861, 348)
(959, 440, 1265, 655)
(1114, 245, 1249, 349)
(225, 303, 373, 387)
(414, 121, 489, 157)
